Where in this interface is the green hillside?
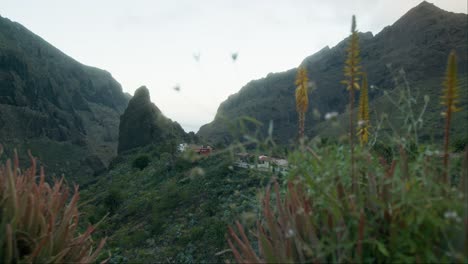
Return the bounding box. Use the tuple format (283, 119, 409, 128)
(80, 147, 273, 263)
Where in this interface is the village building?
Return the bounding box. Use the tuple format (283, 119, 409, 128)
(197, 145, 213, 155)
(234, 153, 289, 175)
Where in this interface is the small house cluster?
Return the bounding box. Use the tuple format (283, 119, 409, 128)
(234, 153, 289, 175)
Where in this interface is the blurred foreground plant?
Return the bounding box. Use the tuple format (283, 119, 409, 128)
(0, 146, 106, 263)
(295, 66, 309, 139)
(228, 144, 467, 263)
(441, 50, 462, 183)
(342, 15, 363, 193)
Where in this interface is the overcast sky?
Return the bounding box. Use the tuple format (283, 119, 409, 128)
(2, 0, 466, 132)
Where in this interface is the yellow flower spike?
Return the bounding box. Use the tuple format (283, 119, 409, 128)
(441, 50, 461, 183)
(295, 66, 309, 138)
(358, 72, 370, 145)
(441, 51, 460, 113)
(405, 181, 411, 191)
(343, 15, 363, 192)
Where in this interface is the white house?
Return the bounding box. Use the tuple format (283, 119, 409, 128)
(178, 143, 188, 152)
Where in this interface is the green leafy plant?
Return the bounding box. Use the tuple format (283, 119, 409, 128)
(104, 188, 124, 213)
(377, 66, 430, 146)
(453, 136, 468, 153)
(0, 147, 106, 263)
(371, 141, 393, 164)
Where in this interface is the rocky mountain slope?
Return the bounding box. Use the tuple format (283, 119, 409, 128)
(197, 1, 467, 145)
(0, 15, 129, 182)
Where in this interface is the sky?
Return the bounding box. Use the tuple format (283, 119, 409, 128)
(1, 0, 467, 132)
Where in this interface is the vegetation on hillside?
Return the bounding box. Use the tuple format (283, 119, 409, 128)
(79, 144, 278, 263)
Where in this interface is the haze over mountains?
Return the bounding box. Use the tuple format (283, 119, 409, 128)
(0, 1, 466, 181)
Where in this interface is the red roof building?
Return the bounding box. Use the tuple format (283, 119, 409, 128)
(196, 146, 213, 155)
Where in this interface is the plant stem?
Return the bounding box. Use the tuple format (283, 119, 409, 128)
(443, 107, 451, 184)
(350, 86, 356, 193)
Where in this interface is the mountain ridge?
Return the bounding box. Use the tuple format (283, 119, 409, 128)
(197, 1, 467, 144)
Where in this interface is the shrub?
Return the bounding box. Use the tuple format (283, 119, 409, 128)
(453, 136, 468, 153)
(371, 141, 393, 163)
(104, 188, 123, 213)
(0, 149, 106, 263)
(151, 179, 189, 235)
(132, 155, 150, 170)
(108, 155, 125, 170)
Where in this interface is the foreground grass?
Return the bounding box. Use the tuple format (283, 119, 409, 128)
(229, 141, 467, 263)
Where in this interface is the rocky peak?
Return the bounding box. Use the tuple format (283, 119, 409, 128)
(412, 1, 442, 13)
(118, 86, 186, 154)
(125, 86, 161, 113)
(392, 1, 447, 29)
(132, 86, 151, 101)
